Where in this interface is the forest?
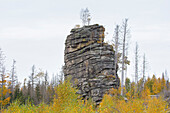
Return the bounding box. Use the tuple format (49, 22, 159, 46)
(0, 18, 170, 112)
(0, 59, 169, 112)
(0, 1, 170, 111)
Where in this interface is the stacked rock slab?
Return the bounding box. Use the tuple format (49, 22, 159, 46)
(64, 24, 119, 105)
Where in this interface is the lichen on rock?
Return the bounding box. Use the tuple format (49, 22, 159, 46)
(64, 24, 120, 105)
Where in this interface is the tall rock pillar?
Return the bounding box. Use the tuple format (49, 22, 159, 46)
(64, 24, 119, 104)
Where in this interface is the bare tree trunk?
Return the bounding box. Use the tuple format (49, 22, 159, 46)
(121, 19, 128, 96)
(142, 54, 146, 89)
(43, 71, 48, 103)
(135, 42, 139, 84)
(125, 46, 129, 79)
(30, 65, 35, 101)
(114, 25, 119, 78)
(135, 42, 139, 94)
(11, 60, 16, 101)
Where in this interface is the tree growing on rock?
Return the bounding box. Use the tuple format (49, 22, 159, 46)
(80, 8, 91, 26)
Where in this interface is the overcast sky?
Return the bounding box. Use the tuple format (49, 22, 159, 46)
(0, 0, 169, 82)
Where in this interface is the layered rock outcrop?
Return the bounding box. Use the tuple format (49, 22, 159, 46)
(64, 24, 119, 104)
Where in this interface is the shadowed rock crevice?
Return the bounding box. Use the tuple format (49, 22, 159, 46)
(64, 24, 120, 105)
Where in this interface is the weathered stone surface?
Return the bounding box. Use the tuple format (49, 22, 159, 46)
(64, 24, 119, 104)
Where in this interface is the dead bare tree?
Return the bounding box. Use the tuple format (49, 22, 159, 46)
(165, 70, 168, 81)
(44, 71, 48, 90)
(10, 59, 18, 101)
(29, 65, 36, 100)
(22, 78, 27, 97)
(43, 71, 49, 103)
(121, 19, 129, 96)
(125, 41, 130, 79)
(113, 25, 119, 78)
(135, 42, 139, 85)
(142, 54, 146, 89)
(58, 66, 64, 83)
(0, 48, 5, 77)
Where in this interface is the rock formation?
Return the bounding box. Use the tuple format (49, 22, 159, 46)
(64, 24, 119, 104)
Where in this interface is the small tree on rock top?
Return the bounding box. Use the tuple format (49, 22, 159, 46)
(80, 8, 91, 26)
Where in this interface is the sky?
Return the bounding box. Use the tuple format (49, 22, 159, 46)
(0, 0, 170, 82)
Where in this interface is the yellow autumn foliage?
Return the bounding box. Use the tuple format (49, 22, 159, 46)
(3, 78, 95, 113)
(147, 97, 168, 113)
(52, 78, 95, 113)
(99, 92, 168, 113)
(2, 77, 169, 113)
(0, 75, 11, 108)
